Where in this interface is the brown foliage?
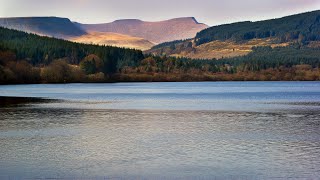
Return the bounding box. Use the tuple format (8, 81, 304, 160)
(0, 51, 16, 65)
(87, 72, 105, 82)
(41, 59, 75, 83)
(6, 61, 40, 83)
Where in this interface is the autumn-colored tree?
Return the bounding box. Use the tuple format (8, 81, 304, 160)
(80, 54, 104, 75)
(0, 50, 16, 65)
(7, 60, 40, 83)
(41, 59, 72, 83)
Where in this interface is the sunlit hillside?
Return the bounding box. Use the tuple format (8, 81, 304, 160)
(77, 17, 208, 44)
(70, 32, 155, 50)
(147, 10, 320, 59)
(147, 38, 290, 59)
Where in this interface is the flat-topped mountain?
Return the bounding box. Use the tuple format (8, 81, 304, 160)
(0, 16, 207, 50)
(0, 17, 86, 38)
(76, 17, 208, 44)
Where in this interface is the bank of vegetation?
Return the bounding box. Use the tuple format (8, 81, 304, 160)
(0, 27, 320, 84)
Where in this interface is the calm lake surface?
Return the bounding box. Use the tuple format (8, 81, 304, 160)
(0, 82, 320, 179)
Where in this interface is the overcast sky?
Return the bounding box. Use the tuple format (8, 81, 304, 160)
(1, 0, 319, 26)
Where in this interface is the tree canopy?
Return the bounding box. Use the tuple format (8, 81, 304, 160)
(195, 10, 320, 45)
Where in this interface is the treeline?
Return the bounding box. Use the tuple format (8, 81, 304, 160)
(1, 45, 320, 83)
(195, 10, 320, 45)
(151, 39, 191, 50)
(0, 27, 320, 84)
(119, 45, 320, 81)
(0, 27, 144, 73)
(213, 45, 320, 70)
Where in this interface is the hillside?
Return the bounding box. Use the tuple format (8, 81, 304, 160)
(0, 27, 144, 71)
(146, 38, 290, 59)
(70, 32, 155, 50)
(0, 16, 207, 50)
(0, 17, 86, 38)
(147, 10, 320, 59)
(76, 17, 208, 44)
(0, 27, 319, 83)
(195, 10, 320, 45)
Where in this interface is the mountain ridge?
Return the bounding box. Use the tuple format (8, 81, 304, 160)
(79, 17, 204, 26)
(77, 17, 208, 44)
(0, 16, 208, 49)
(0, 16, 86, 38)
(147, 10, 320, 59)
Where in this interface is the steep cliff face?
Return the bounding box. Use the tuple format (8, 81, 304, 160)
(77, 17, 208, 44)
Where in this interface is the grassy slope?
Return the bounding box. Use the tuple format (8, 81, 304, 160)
(78, 17, 208, 44)
(146, 38, 289, 59)
(146, 10, 320, 59)
(69, 32, 155, 50)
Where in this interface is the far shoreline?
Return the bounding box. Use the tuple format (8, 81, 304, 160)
(1, 80, 320, 86)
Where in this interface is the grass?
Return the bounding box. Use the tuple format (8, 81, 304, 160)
(69, 32, 155, 50)
(148, 38, 290, 59)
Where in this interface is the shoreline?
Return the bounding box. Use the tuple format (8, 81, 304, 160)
(0, 80, 320, 86)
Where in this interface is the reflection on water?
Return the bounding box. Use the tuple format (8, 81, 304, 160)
(0, 82, 320, 111)
(0, 82, 320, 179)
(0, 96, 54, 108)
(0, 108, 319, 179)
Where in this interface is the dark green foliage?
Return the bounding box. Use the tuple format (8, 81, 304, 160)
(170, 44, 176, 50)
(151, 39, 190, 50)
(142, 45, 320, 74)
(80, 59, 96, 74)
(0, 26, 319, 83)
(217, 45, 320, 71)
(195, 10, 320, 45)
(186, 42, 193, 48)
(0, 27, 144, 74)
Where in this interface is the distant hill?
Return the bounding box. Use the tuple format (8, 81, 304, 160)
(194, 10, 320, 45)
(76, 17, 208, 44)
(147, 10, 320, 59)
(0, 16, 207, 50)
(0, 17, 86, 38)
(70, 32, 155, 50)
(146, 38, 290, 59)
(1, 26, 320, 83)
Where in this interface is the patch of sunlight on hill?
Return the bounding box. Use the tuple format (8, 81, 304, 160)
(69, 32, 155, 50)
(147, 38, 289, 59)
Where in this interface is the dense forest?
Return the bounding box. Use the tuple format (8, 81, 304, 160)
(195, 10, 320, 45)
(119, 44, 320, 81)
(0, 26, 320, 84)
(0, 27, 144, 71)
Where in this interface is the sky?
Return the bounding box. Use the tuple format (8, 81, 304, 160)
(1, 0, 320, 26)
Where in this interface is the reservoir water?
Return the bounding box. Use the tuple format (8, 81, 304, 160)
(0, 82, 319, 179)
